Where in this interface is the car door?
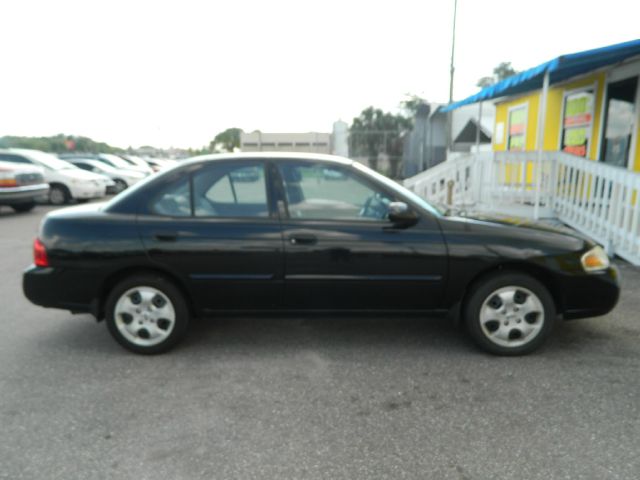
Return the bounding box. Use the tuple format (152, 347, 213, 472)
(275, 160, 447, 311)
(136, 160, 284, 313)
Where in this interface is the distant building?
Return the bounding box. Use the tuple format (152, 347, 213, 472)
(332, 120, 349, 157)
(402, 102, 494, 178)
(240, 131, 332, 154)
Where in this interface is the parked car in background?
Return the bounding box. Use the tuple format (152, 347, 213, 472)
(0, 149, 108, 205)
(23, 153, 619, 356)
(142, 157, 177, 172)
(59, 153, 151, 177)
(0, 161, 49, 212)
(67, 158, 146, 193)
(117, 155, 155, 175)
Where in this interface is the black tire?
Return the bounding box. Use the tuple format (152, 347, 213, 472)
(11, 202, 36, 213)
(49, 184, 70, 205)
(464, 272, 556, 356)
(113, 179, 128, 193)
(105, 274, 190, 354)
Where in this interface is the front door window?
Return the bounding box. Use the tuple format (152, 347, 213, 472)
(600, 77, 638, 168)
(277, 162, 393, 221)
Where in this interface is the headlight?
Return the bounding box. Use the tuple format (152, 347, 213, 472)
(581, 246, 610, 272)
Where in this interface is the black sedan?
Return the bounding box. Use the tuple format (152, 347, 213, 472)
(23, 153, 619, 355)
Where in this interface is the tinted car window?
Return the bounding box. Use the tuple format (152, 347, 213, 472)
(193, 162, 268, 218)
(278, 162, 393, 221)
(0, 153, 31, 164)
(152, 176, 191, 217)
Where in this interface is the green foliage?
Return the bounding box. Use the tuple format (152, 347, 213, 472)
(476, 61, 519, 88)
(400, 94, 428, 117)
(349, 107, 412, 177)
(0, 134, 123, 154)
(210, 128, 242, 152)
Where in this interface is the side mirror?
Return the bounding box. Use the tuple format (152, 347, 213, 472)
(388, 201, 418, 226)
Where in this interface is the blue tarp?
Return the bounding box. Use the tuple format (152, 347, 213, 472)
(442, 38, 640, 112)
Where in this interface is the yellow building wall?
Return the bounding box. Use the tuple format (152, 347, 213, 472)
(493, 72, 608, 162)
(635, 121, 640, 172)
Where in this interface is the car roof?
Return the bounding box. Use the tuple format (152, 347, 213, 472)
(0, 148, 45, 157)
(185, 152, 354, 167)
(0, 160, 43, 173)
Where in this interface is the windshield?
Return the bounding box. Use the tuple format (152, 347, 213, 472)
(25, 150, 78, 170)
(352, 161, 445, 217)
(100, 154, 132, 169)
(83, 160, 118, 174)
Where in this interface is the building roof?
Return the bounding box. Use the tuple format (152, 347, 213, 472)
(443, 38, 640, 112)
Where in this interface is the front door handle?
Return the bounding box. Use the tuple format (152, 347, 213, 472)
(153, 231, 178, 242)
(289, 234, 317, 245)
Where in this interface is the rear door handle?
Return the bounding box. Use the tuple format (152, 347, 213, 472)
(289, 234, 317, 245)
(153, 231, 179, 242)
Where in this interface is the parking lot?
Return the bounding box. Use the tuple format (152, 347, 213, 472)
(1, 204, 639, 480)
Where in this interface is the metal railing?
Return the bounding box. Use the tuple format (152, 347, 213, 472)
(404, 151, 640, 265)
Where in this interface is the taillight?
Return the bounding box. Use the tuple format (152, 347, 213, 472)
(33, 238, 49, 267)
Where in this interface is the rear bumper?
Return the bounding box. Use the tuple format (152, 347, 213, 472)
(23, 265, 98, 315)
(0, 185, 49, 204)
(561, 266, 620, 320)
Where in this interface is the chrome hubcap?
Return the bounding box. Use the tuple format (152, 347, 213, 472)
(114, 286, 175, 347)
(50, 188, 65, 205)
(479, 286, 544, 348)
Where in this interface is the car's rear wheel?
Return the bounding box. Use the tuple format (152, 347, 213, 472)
(11, 202, 35, 213)
(105, 274, 189, 354)
(464, 272, 556, 355)
(49, 184, 70, 205)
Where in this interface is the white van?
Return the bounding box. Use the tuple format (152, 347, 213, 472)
(0, 149, 110, 205)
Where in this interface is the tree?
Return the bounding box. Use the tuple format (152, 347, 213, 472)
(349, 107, 412, 177)
(0, 134, 123, 153)
(209, 128, 242, 152)
(476, 61, 519, 88)
(400, 94, 428, 117)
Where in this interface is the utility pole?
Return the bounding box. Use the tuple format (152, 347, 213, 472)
(446, 0, 458, 156)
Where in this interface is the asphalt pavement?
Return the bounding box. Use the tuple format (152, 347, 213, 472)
(1, 204, 639, 480)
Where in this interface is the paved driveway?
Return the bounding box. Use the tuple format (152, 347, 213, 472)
(1, 205, 639, 480)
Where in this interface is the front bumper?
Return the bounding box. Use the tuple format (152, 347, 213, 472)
(561, 266, 620, 320)
(0, 184, 50, 204)
(68, 183, 105, 200)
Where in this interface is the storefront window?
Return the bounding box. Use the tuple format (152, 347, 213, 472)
(507, 106, 526, 151)
(561, 90, 594, 157)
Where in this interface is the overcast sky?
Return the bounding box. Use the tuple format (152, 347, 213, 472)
(1, 0, 638, 149)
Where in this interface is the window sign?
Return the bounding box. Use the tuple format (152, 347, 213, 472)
(561, 90, 594, 157)
(508, 107, 526, 151)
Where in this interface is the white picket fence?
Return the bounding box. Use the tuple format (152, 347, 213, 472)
(404, 151, 640, 265)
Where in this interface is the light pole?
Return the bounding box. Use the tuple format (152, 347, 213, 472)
(446, 0, 458, 156)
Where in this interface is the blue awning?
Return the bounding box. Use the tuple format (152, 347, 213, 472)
(442, 38, 640, 112)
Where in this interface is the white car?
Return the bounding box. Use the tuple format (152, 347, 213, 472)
(118, 154, 155, 175)
(67, 158, 146, 193)
(59, 153, 151, 176)
(0, 161, 49, 212)
(0, 149, 109, 205)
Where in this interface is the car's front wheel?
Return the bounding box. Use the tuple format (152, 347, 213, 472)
(49, 184, 70, 205)
(464, 272, 556, 355)
(113, 179, 128, 193)
(105, 274, 189, 354)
